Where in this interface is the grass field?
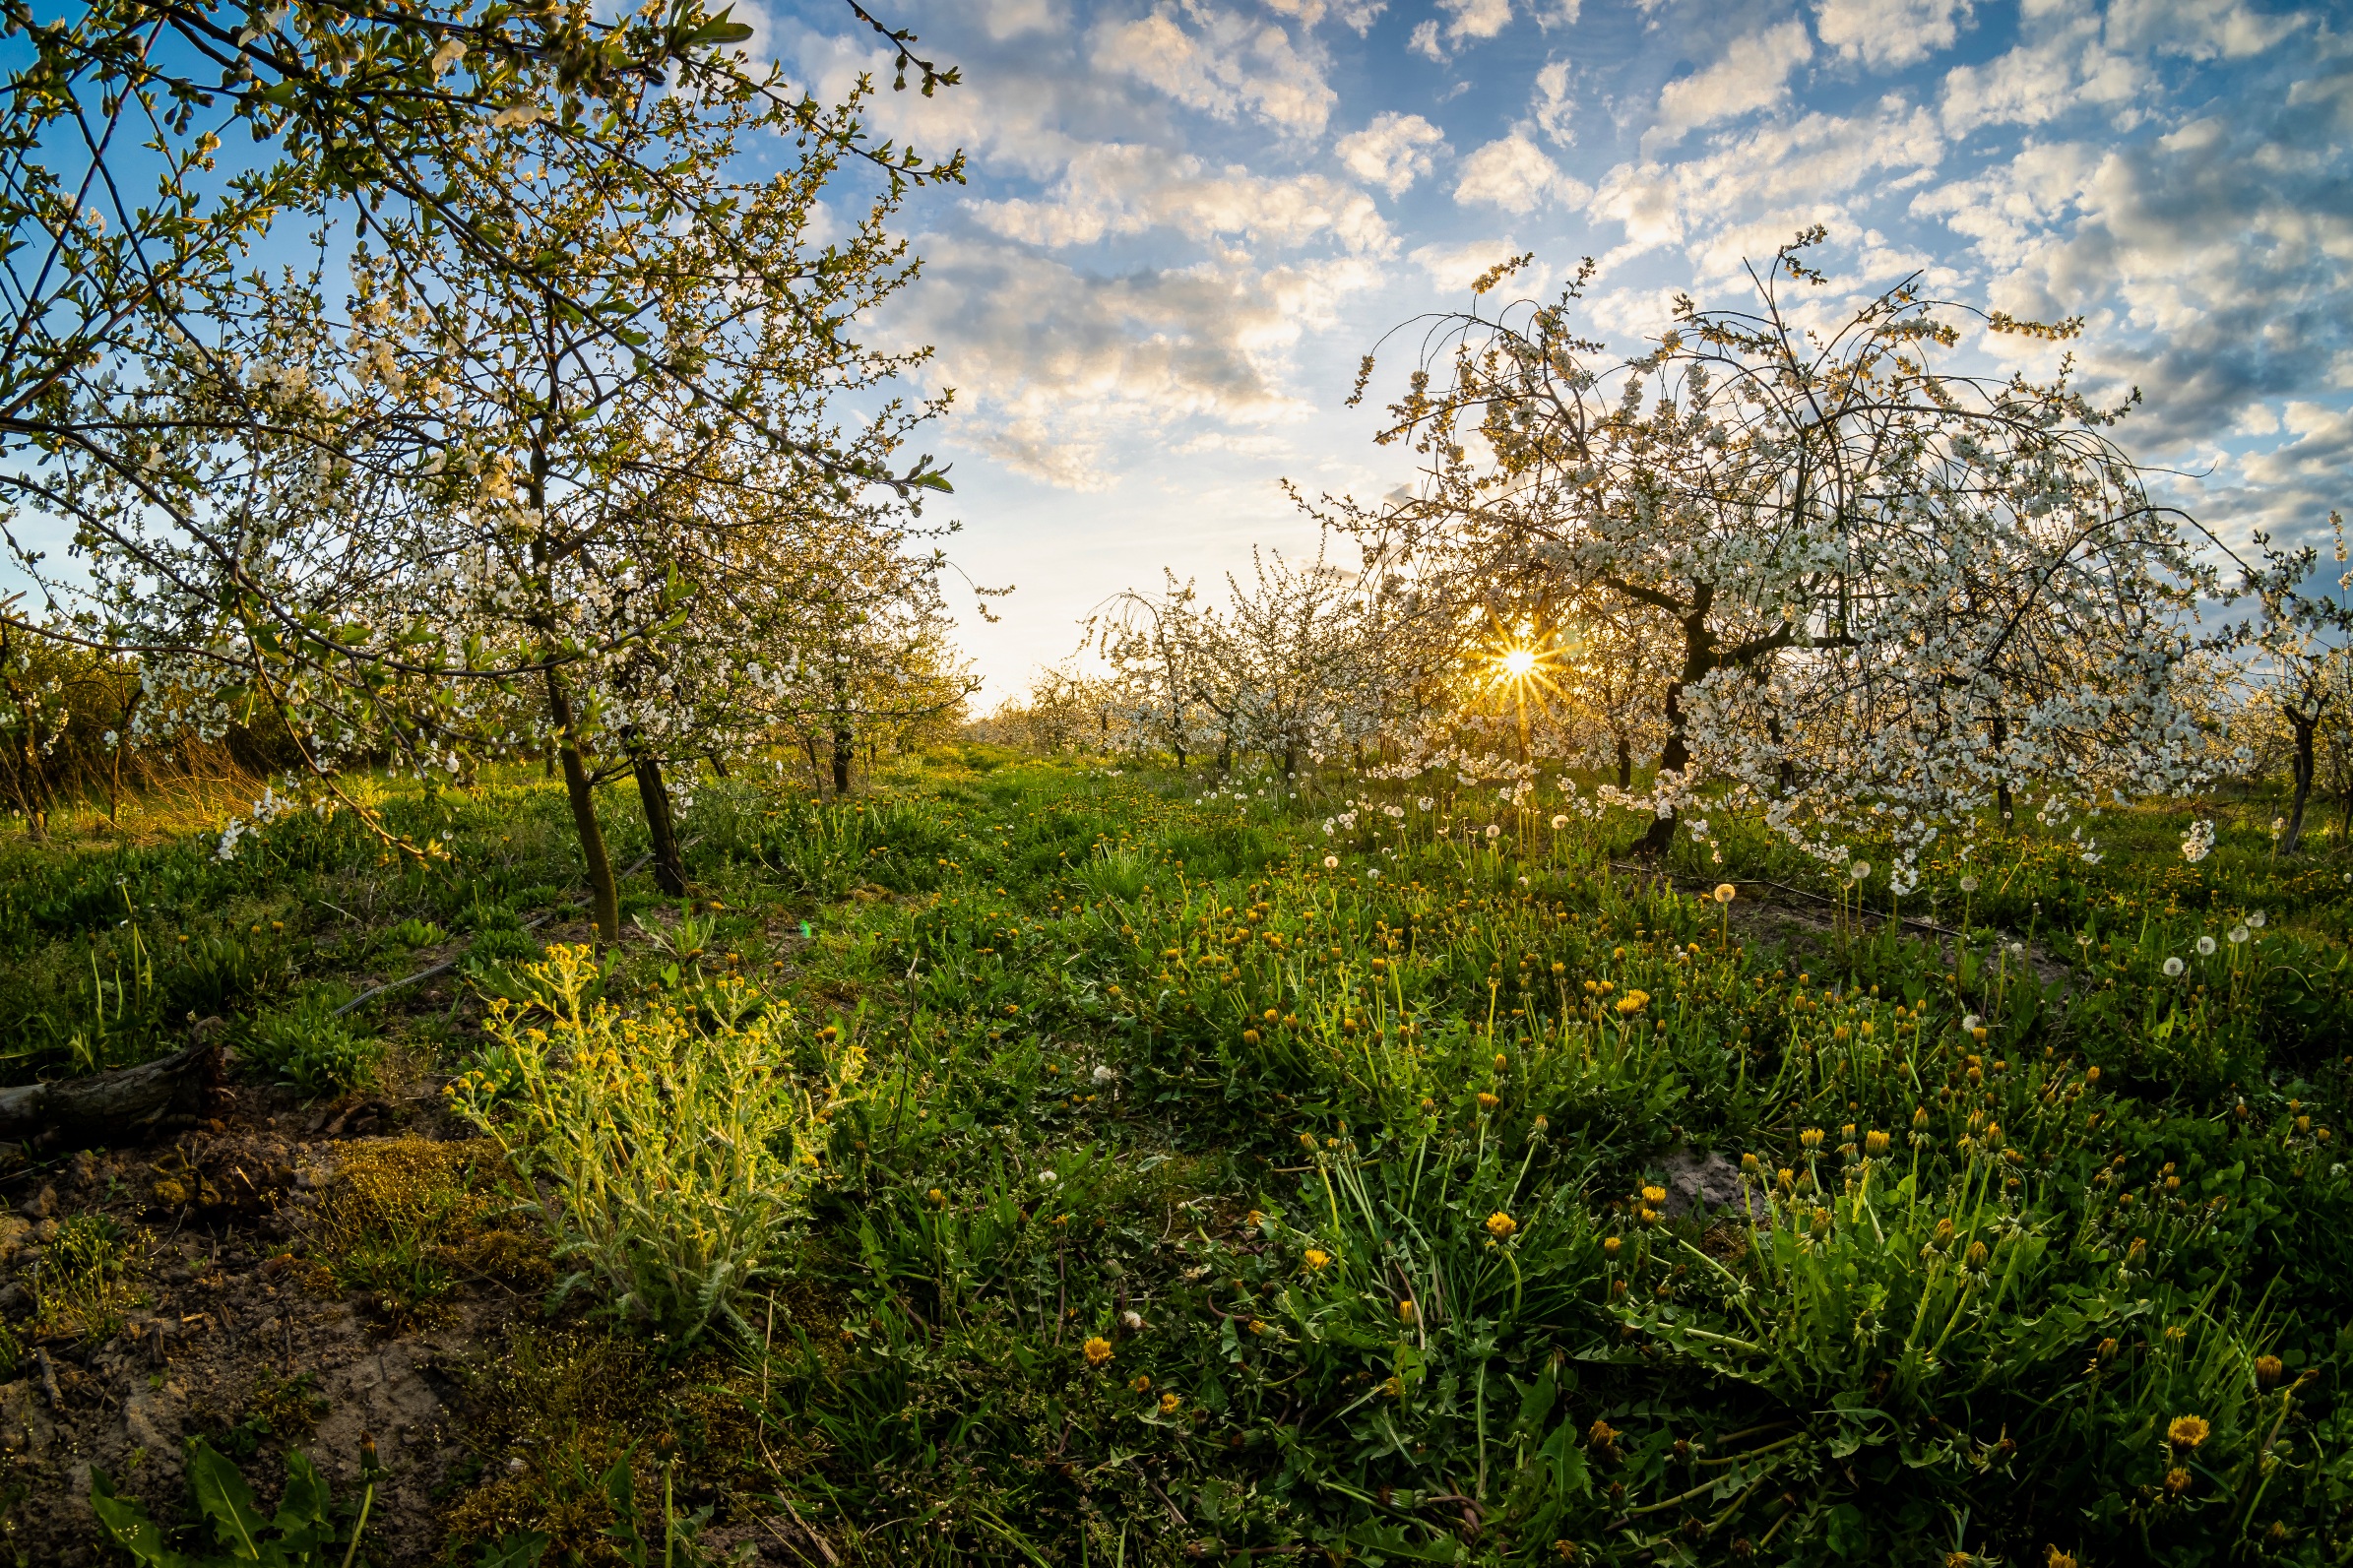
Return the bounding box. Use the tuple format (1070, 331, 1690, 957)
(3, 749, 2352, 1566)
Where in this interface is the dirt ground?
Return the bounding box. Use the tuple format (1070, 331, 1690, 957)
(0, 1083, 527, 1566)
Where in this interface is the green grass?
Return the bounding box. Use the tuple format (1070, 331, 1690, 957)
(10, 748, 2353, 1563)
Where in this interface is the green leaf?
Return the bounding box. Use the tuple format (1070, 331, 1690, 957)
(188, 1438, 270, 1558)
(478, 1533, 550, 1568)
(1825, 1502, 1871, 1558)
(91, 1473, 193, 1568)
(271, 1448, 333, 1544)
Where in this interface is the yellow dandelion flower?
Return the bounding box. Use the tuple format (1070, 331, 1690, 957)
(1486, 1211, 1517, 1239)
(1082, 1336, 1114, 1367)
(1304, 1248, 1330, 1271)
(1160, 1392, 1181, 1414)
(2167, 1414, 2210, 1450)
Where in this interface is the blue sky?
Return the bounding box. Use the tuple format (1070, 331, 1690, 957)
(771, 0, 2350, 703)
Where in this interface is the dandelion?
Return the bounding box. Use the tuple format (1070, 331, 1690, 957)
(1160, 1392, 1181, 1414)
(1304, 1248, 1330, 1271)
(2195, 935, 2215, 956)
(1551, 813, 1567, 828)
(2163, 957, 2185, 977)
(1082, 1336, 1113, 1367)
(1130, 1374, 1152, 1393)
(1851, 860, 1871, 881)
(1959, 874, 1979, 893)
(1398, 1298, 1417, 1324)
(1092, 1064, 1116, 1084)
(2255, 1354, 2284, 1388)
(2229, 925, 2250, 945)
(1962, 1014, 1982, 1033)
(1713, 883, 1737, 905)
(1417, 796, 1432, 811)
(1485, 824, 1500, 839)
(1122, 1310, 1146, 1331)
(1323, 855, 1339, 869)
(1614, 989, 1649, 1014)
(2166, 1414, 2210, 1450)
(1486, 1211, 1518, 1238)
(2164, 1467, 2193, 1496)
(2249, 909, 2266, 929)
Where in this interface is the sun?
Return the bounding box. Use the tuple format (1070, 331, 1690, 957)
(1500, 647, 1538, 677)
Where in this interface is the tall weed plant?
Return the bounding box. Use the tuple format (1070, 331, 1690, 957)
(453, 944, 863, 1348)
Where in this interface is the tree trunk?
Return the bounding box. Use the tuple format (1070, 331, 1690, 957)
(625, 732, 688, 897)
(1635, 597, 1716, 856)
(1615, 734, 1631, 790)
(832, 723, 854, 796)
(1284, 743, 1299, 778)
(710, 754, 730, 780)
(1991, 710, 2012, 824)
(107, 681, 142, 826)
(2284, 714, 2317, 855)
(545, 667, 620, 942)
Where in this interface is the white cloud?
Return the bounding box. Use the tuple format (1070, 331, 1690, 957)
(1912, 100, 2353, 459)
(792, 30, 1082, 176)
(1336, 111, 1448, 196)
(1595, 99, 1944, 275)
(1534, 57, 1576, 143)
(1261, 0, 1386, 31)
(2104, 0, 2305, 61)
(1440, 0, 1513, 40)
(889, 238, 1378, 489)
(1092, 6, 1338, 136)
(1650, 20, 1815, 148)
(972, 144, 1394, 255)
(1815, 0, 1972, 71)
(976, 0, 1059, 40)
(1409, 0, 1512, 60)
(1938, 16, 2145, 138)
(1410, 236, 1545, 294)
(1454, 129, 1593, 213)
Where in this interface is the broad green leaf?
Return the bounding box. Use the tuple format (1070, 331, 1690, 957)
(188, 1438, 270, 1558)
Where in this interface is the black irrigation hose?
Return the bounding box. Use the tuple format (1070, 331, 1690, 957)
(332, 849, 658, 1017)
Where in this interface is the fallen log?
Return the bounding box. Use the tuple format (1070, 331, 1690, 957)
(0, 1037, 223, 1147)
